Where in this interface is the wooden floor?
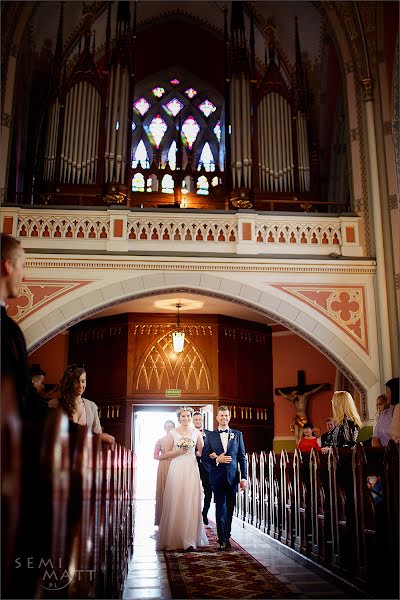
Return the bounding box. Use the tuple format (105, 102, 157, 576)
(122, 500, 358, 600)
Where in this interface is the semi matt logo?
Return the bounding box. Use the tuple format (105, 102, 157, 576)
(15, 557, 95, 591)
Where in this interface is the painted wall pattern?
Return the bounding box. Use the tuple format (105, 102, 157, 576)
(6, 279, 93, 323)
(271, 284, 368, 353)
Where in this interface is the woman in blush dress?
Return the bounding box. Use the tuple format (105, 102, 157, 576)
(157, 406, 208, 551)
(153, 419, 175, 526)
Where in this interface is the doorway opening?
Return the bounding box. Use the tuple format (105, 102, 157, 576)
(133, 409, 177, 500)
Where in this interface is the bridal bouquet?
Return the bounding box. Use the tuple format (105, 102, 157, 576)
(177, 437, 195, 450)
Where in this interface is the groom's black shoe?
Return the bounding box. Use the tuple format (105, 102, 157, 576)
(218, 543, 225, 551)
(202, 513, 209, 525)
(225, 540, 231, 550)
(185, 546, 194, 552)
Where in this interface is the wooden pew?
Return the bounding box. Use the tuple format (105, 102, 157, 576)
(292, 449, 308, 554)
(279, 449, 294, 547)
(268, 451, 281, 540)
(309, 448, 331, 564)
(251, 453, 261, 529)
(259, 451, 269, 534)
(384, 440, 399, 598)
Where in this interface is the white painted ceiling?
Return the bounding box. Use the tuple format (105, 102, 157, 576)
(90, 290, 279, 327)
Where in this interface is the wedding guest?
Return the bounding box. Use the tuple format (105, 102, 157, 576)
(320, 418, 335, 447)
(375, 394, 390, 420)
(157, 406, 208, 551)
(298, 423, 321, 453)
(30, 364, 47, 395)
(153, 419, 175, 526)
(312, 425, 322, 447)
(49, 364, 115, 445)
(202, 406, 247, 551)
(1, 233, 48, 420)
(321, 391, 362, 453)
(390, 403, 400, 443)
(193, 411, 212, 525)
(372, 377, 399, 447)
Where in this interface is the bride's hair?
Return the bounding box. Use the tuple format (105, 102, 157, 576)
(176, 406, 194, 420)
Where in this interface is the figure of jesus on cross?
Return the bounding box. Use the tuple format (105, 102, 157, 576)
(275, 371, 329, 444)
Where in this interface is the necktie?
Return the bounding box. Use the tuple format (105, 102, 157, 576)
(219, 429, 229, 433)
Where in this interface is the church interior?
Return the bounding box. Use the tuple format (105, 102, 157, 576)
(1, 1, 399, 598)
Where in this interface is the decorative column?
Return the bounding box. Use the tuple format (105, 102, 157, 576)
(362, 77, 393, 382)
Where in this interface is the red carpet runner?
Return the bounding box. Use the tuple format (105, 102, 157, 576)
(164, 524, 294, 599)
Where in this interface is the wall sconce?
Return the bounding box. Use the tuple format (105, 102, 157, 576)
(172, 303, 185, 353)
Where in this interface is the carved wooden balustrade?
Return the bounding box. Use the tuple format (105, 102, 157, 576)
(235, 443, 399, 598)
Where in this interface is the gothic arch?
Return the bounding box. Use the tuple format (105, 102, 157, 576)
(22, 272, 378, 406)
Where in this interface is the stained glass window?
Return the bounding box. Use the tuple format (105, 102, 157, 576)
(152, 87, 165, 98)
(132, 122, 136, 132)
(182, 116, 200, 149)
(147, 177, 153, 192)
(197, 175, 209, 195)
(198, 142, 215, 172)
(211, 176, 219, 187)
(185, 87, 197, 99)
(132, 140, 149, 169)
(134, 97, 151, 116)
(116, 121, 120, 130)
(168, 141, 177, 170)
(161, 173, 174, 193)
(164, 98, 183, 117)
(199, 99, 216, 118)
(213, 120, 221, 142)
(148, 114, 168, 148)
(170, 78, 180, 85)
(132, 172, 145, 192)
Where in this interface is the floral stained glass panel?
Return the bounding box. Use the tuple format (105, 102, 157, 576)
(132, 172, 145, 192)
(152, 87, 165, 98)
(199, 99, 216, 118)
(132, 139, 149, 169)
(168, 141, 177, 170)
(170, 78, 180, 85)
(198, 142, 215, 172)
(182, 116, 200, 149)
(134, 97, 151, 116)
(148, 114, 168, 148)
(161, 174, 174, 193)
(197, 175, 209, 195)
(185, 88, 197, 99)
(164, 98, 183, 117)
(213, 120, 221, 142)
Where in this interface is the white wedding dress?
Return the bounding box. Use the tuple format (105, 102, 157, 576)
(157, 428, 209, 550)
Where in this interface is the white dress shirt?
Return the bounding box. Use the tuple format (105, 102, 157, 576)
(219, 429, 228, 453)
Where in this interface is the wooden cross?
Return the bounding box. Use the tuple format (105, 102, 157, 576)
(274, 370, 329, 396)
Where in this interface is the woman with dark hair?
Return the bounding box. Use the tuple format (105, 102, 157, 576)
(297, 423, 321, 453)
(50, 364, 115, 444)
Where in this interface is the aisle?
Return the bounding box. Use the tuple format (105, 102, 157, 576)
(122, 500, 354, 600)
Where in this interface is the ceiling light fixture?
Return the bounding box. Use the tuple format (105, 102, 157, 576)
(172, 303, 185, 353)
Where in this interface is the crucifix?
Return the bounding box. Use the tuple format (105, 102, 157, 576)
(275, 371, 330, 444)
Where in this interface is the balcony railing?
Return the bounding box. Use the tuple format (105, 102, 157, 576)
(0, 206, 364, 257)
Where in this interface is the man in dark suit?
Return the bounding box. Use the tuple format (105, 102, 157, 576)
(202, 405, 247, 550)
(321, 417, 335, 447)
(193, 411, 213, 525)
(1, 233, 48, 419)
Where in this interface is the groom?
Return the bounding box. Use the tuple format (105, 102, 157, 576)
(202, 405, 247, 550)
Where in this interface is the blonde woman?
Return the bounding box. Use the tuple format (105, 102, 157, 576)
(321, 391, 362, 453)
(157, 406, 208, 551)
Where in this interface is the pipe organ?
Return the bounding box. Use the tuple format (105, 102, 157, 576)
(104, 64, 130, 184)
(60, 82, 101, 184)
(33, 2, 320, 211)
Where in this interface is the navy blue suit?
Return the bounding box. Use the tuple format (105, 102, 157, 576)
(202, 428, 247, 544)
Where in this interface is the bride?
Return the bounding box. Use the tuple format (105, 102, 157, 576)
(157, 406, 209, 551)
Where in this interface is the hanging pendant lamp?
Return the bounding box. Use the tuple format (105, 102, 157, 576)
(172, 303, 185, 353)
